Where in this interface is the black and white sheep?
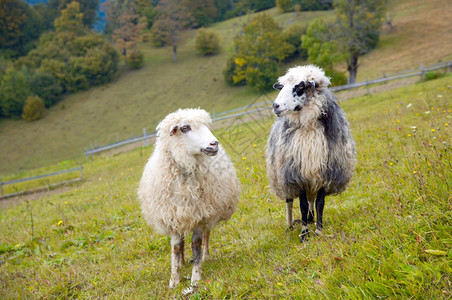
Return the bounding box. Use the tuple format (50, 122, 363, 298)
(138, 108, 240, 289)
(266, 65, 356, 242)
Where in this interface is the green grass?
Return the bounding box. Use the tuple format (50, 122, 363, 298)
(1, 76, 450, 298)
(1, 0, 452, 175)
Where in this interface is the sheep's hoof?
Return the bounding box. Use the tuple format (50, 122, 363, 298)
(314, 229, 334, 238)
(182, 285, 196, 295)
(299, 229, 309, 243)
(314, 229, 323, 236)
(286, 219, 302, 232)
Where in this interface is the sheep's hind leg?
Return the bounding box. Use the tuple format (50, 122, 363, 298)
(307, 200, 315, 223)
(299, 191, 309, 243)
(169, 234, 184, 288)
(202, 230, 210, 262)
(314, 188, 326, 236)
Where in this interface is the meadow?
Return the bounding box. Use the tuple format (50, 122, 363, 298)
(1, 0, 452, 175)
(0, 74, 450, 298)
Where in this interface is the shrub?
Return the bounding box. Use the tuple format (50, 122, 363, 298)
(22, 96, 46, 121)
(126, 50, 144, 69)
(195, 28, 221, 55)
(424, 71, 445, 81)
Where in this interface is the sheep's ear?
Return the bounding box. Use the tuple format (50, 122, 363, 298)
(170, 125, 178, 136)
(273, 82, 283, 90)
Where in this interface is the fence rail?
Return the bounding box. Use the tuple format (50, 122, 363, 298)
(84, 60, 452, 159)
(0, 163, 83, 199)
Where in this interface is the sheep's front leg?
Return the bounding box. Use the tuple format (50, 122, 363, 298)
(202, 230, 210, 262)
(299, 191, 309, 243)
(315, 188, 326, 236)
(191, 228, 203, 286)
(169, 234, 184, 288)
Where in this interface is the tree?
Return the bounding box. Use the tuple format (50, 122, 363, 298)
(334, 0, 386, 83)
(151, 0, 193, 61)
(0, 0, 43, 57)
(47, 0, 100, 29)
(301, 18, 341, 70)
(0, 68, 32, 118)
(54, 1, 87, 36)
(112, 8, 146, 61)
(225, 13, 295, 91)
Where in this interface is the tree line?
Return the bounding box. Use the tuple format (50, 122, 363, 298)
(0, 0, 386, 121)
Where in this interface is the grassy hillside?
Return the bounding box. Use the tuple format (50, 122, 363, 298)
(0, 75, 450, 298)
(1, 0, 452, 176)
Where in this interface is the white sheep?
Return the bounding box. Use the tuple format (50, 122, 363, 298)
(266, 65, 356, 242)
(138, 108, 240, 290)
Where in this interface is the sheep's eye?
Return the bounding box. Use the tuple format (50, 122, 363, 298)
(180, 125, 191, 133)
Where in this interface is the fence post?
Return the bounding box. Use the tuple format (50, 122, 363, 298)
(143, 128, 148, 146)
(420, 61, 425, 80)
(366, 77, 370, 95)
(0, 178, 3, 196)
(79, 162, 83, 181)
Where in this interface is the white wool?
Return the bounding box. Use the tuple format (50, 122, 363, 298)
(138, 108, 240, 236)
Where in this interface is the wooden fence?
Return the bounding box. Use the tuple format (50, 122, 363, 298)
(0, 163, 83, 199)
(84, 60, 452, 159)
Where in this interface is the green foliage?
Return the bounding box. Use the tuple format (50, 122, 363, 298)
(0, 68, 31, 118)
(22, 95, 46, 122)
(126, 50, 145, 69)
(48, 0, 100, 29)
(0, 0, 44, 58)
(299, 0, 328, 11)
(281, 24, 308, 60)
(325, 68, 347, 86)
(16, 31, 119, 95)
(226, 13, 295, 91)
(195, 28, 221, 55)
(182, 0, 217, 27)
(302, 18, 341, 70)
(53, 1, 86, 36)
(423, 70, 445, 81)
(276, 0, 292, 12)
(27, 71, 63, 107)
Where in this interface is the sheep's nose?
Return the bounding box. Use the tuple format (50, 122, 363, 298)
(210, 141, 219, 147)
(272, 102, 280, 109)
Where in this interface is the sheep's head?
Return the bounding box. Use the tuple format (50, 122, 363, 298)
(157, 108, 219, 158)
(169, 122, 219, 156)
(271, 65, 330, 117)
